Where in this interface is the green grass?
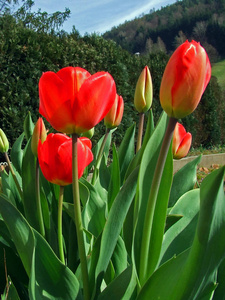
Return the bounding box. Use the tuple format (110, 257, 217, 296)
(212, 59, 225, 89)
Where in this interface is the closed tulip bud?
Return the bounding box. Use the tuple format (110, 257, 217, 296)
(0, 129, 9, 153)
(172, 123, 192, 159)
(31, 118, 47, 157)
(160, 40, 211, 119)
(104, 94, 124, 129)
(134, 66, 153, 113)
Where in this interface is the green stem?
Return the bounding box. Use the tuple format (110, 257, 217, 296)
(91, 128, 110, 185)
(4, 152, 23, 199)
(58, 185, 65, 264)
(72, 134, 90, 300)
(139, 117, 177, 286)
(35, 159, 45, 237)
(136, 113, 145, 153)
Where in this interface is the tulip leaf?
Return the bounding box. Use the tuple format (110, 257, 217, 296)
(213, 257, 225, 299)
(160, 189, 200, 265)
(29, 230, 80, 300)
(98, 265, 133, 300)
(10, 133, 25, 176)
(94, 166, 139, 296)
(0, 193, 35, 276)
(118, 123, 135, 183)
(108, 144, 120, 210)
(111, 236, 127, 277)
(133, 111, 168, 276)
(22, 139, 41, 232)
(169, 155, 202, 207)
(137, 166, 225, 299)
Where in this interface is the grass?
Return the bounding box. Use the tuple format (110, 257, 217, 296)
(212, 59, 225, 89)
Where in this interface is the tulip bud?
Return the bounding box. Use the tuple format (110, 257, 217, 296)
(172, 123, 192, 159)
(0, 129, 9, 153)
(81, 127, 95, 139)
(160, 40, 211, 119)
(134, 66, 153, 113)
(104, 94, 124, 129)
(31, 118, 47, 157)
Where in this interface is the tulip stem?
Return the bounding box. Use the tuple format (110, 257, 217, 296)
(35, 159, 45, 237)
(58, 185, 65, 264)
(4, 152, 23, 199)
(91, 128, 110, 185)
(136, 113, 145, 153)
(72, 134, 90, 300)
(139, 117, 177, 286)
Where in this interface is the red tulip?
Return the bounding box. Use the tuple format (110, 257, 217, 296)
(160, 40, 211, 119)
(39, 67, 116, 134)
(38, 133, 93, 186)
(104, 94, 124, 129)
(172, 123, 192, 159)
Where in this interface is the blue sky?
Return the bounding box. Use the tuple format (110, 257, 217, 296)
(30, 0, 177, 35)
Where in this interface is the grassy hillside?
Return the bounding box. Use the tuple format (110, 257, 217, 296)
(212, 59, 225, 90)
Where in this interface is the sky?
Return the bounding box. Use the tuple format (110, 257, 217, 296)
(29, 0, 177, 36)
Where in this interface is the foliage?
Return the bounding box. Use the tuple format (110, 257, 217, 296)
(0, 109, 224, 299)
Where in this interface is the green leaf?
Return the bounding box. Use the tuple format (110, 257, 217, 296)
(138, 166, 225, 300)
(94, 166, 139, 296)
(10, 133, 25, 175)
(29, 230, 80, 300)
(111, 236, 127, 277)
(133, 112, 168, 276)
(22, 139, 40, 231)
(160, 189, 200, 265)
(0, 193, 35, 275)
(213, 257, 225, 299)
(169, 155, 202, 207)
(98, 265, 133, 300)
(108, 144, 120, 210)
(117, 123, 135, 183)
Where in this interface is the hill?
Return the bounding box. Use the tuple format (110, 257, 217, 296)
(103, 0, 225, 63)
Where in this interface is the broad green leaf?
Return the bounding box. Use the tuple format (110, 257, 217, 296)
(160, 189, 200, 265)
(0, 193, 35, 275)
(118, 123, 135, 183)
(23, 112, 34, 141)
(138, 167, 225, 300)
(94, 166, 139, 296)
(133, 112, 168, 277)
(169, 155, 202, 207)
(11, 133, 25, 175)
(108, 144, 120, 210)
(29, 230, 80, 300)
(111, 236, 127, 277)
(98, 265, 133, 300)
(145, 144, 173, 276)
(22, 139, 41, 232)
(213, 257, 225, 299)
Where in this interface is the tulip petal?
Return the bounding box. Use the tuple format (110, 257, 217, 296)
(73, 72, 116, 133)
(174, 132, 192, 159)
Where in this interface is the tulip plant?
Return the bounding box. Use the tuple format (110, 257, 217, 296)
(0, 40, 225, 300)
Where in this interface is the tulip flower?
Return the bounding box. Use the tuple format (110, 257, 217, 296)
(104, 94, 124, 129)
(38, 133, 93, 186)
(160, 40, 211, 119)
(39, 66, 116, 134)
(172, 122, 192, 159)
(0, 129, 9, 153)
(31, 118, 47, 157)
(134, 66, 153, 113)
